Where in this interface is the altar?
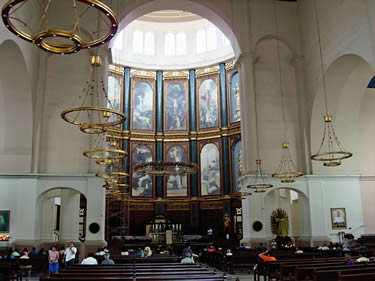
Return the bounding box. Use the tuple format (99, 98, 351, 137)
(146, 216, 183, 244)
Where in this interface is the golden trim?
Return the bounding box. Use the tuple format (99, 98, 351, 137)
(163, 71, 189, 80)
(164, 138, 190, 142)
(131, 70, 156, 79)
(225, 61, 234, 70)
(109, 64, 124, 75)
(196, 67, 220, 77)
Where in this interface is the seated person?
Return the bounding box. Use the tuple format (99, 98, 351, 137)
(345, 253, 353, 265)
(81, 253, 98, 265)
(295, 248, 304, 254)
(258, 250, 276, 262)
(101, 253, 115, 265)
(356, 253, 370, 263)
(317, 244, 330, 250)
(30, 247, 38, 255)
(95, 248, 105, 256)
(20, 251, 30, 259)
(181, 252, 194, 264)
(144, 246, 152, 257)
(11, 249, 20, 257)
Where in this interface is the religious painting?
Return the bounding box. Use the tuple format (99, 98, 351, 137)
(200, 143, 221, 196)
(0, 210, 10, 233)
(132, 81, 154, 131)
(131, 144, 153, 197)
(107, 76, 122, 111)
(165, 81, 188, 131)
(198, 78, 219, 129)
(330, 208, 347, 230)
(165, 145, 188, 197)
(232, 140, 242, 193)
(229, 72, 241, 123)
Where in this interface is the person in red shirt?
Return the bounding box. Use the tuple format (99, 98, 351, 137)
(259, 250, 277, 262)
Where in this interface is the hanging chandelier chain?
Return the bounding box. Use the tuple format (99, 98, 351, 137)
(72, 0, 82, 37)
(36, 0, 52, 33)
(313, 0, 330, 116)
(273, 0, 287, 143)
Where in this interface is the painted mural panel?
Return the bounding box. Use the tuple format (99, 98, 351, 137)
(230, 72, 241, 123)
(108, 76, 121, 111)
(132, 82, 153, 130)
(200, 143, 221, 196)
(132, 145, 153, 197)
(166, 83, 187, 131)
(166, 145, 188, 197)
(232, 140, 242, 193)
(199, 79, 218, 129)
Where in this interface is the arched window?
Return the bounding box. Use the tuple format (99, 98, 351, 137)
(207, 27, 217, 51)
(196, 29, 206, 53)
(133, 30, 143, 54)
(176, 32, 186, 56)
(144, 32, 155, 55)
(165, 33, 175, 56)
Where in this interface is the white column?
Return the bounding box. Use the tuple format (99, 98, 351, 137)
(59, 189, 80, 242)
(31, 53, 49, 173)
(85, 177, 106, 242)
(40, 197, 55, 241)
(237, 54, 259, 174)
(291, 56, 312, 174)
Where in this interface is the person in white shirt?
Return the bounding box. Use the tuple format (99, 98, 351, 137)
(317, 244, 330, 250)
(64, 242, 77, 266)
(20, 251, 30, 259)
(81, 252, 98, 265)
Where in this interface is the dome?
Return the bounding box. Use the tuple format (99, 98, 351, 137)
(110, 10, 234, 70)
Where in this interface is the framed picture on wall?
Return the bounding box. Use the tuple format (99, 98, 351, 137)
(0, 210, 10, 233)
(330, 208, 347, 230)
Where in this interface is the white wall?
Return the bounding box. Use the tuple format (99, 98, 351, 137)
(240, 175, 364, 244)
(0, 174, 105, 246)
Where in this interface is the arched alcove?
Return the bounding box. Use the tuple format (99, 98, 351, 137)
(264, 187, 311, 242)
(310, 54, 375, 175)
(0, 40, 33, 173)
(37, 187, 86, 242)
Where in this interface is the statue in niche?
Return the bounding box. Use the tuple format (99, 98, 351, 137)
(201, 143, 221, 196)
(271, 208, 289, 237)
(233, 82, 241, 121)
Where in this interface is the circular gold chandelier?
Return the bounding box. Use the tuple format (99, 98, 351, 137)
(61, 56, 125, 132)
(248, 160, 273, 192)
(272, 143, 304, 183)
(311, 115, 352, 167)
(134, 161, 198, 176)
(96, 171, 128, 180)
(310, 0, 352, 167)
(2, 0, 118, 54)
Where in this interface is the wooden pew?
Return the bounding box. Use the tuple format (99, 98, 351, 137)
(313, 266, 375, 281)
(338, 272, 375, 281)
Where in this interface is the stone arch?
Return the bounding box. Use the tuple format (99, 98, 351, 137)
(310, 54, 375, 175)
(0, 40, 33, 173)
(264, 187, 311, 242)
(36, 187, 87, 242)
(114, 0, 242, 57)
(255, 35, 298, 57)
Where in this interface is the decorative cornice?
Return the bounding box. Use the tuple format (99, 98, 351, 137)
(195, 66, 220, 78)
(163, 71, 189, 80)
(108, 64, 124, 75)
(131, 70, 156, 79)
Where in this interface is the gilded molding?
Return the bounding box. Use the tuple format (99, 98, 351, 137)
(163, 71, 189, 80)
(225, 61, 234, 71)
(195, 66, 220, 77)
(131, 70, 156, 79)
(108, 64, 124, 75)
